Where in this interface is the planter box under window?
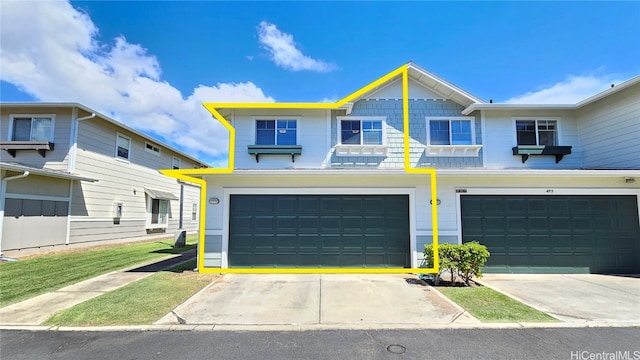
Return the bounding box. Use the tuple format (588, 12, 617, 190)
(248, 145, 302, 162)
(512, 145, 572, 163)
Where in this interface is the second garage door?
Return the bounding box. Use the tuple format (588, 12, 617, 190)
(461, 195, 640, 274)
(229, 195, 410, 268)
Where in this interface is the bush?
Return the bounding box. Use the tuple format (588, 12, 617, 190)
(423, 241, 490, 286)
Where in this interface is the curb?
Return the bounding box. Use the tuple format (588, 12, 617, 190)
(1, 322, 639, 332)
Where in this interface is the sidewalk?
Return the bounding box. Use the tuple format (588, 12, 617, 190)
(0, 249, 197, 326)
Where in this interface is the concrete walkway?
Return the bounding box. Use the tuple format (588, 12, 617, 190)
(0, 250, 197, 325)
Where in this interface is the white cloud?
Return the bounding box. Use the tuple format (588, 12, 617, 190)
(258, 21, 337, 73)
(504, 74, 626, 104)
(0, 0, 274, 166)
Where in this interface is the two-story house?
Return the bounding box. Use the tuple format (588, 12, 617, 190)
(164, 63, 640, 274)
(0, 103, 206, 253)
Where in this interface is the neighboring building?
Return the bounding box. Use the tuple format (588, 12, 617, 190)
(0, 103, 206, 252)
(169, 63, 640, 274)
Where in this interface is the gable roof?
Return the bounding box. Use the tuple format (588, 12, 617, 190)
(0, 102, 206, 167)
(461, 75, 640, 115)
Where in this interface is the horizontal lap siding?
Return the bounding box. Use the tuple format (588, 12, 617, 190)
(578, 85, 640, 169)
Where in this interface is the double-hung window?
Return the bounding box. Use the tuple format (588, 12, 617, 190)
(172, 156, 181, 169)
(516, 119, 558, 146)
(10, 116, 54, 142)
(115, 133, 131, 161)
(256, 119, 297, 145)
(150, 199, 168, 225)
(339, 119, 384, 145)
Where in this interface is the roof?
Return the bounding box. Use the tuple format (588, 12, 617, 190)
(461, 75, 640, 115)
(0, 162, 98, 182)
(0, 102, 207, 167)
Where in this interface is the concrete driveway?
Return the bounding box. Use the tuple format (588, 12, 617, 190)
(479, 274, 640, 323)
(156, 274, 478, 328)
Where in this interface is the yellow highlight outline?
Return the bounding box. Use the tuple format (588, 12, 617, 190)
(160, 63, 439, 274)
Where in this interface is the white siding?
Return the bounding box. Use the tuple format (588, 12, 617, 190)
(577, 84, 640, 169)
(482, 109, 582, 169)
(233, 109, 330, 169)
(0, 107, 72, 171)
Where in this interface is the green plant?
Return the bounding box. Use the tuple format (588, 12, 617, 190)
(423, 241, 490, 286)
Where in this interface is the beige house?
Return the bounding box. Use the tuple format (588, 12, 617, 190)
(0, 103, 206, 253)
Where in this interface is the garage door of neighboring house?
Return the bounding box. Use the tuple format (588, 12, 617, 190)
(461, 195, 640, 274)
(229, 195, 410, 268)
(2, 197, 69, 250)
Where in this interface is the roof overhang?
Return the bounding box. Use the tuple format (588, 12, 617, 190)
(406, 63, 485, 107)
(0, 162, 98, 182)
(461, 103, 577, 115)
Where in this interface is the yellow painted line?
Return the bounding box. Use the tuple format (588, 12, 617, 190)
(160, 63, 440, 274)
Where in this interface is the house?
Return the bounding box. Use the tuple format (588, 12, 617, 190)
(163, 63, 640, 274)
(0, 103, 206, 253)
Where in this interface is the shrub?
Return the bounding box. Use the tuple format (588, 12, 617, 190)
(423, 241, 490, 286)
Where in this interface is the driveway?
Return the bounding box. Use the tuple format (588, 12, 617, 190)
(479, 274, 640, 323)
(156, 274, 478, 328)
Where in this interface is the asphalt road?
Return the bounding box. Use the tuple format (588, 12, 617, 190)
(1, 328, 639, 360)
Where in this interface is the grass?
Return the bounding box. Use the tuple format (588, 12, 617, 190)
(44, 259, 216, 326)
(0, 236, 198, 307)
(437, 286, 558, 322)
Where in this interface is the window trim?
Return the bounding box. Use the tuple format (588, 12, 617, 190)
(425, 116, 481, 157)
(115, 132, 131, 162)
(145, 142, 161, 156)
(336, 116, 387, 146)
(8, 114, 56, 142)
(146, 197, 169, 229)
(251, 116, 300, 146)
(191, 202, 198, 222)
(172, 156, 181, 169)
(512, 117, 561, 146)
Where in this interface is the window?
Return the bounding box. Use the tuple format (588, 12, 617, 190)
(340, 119, 383, 145)
(172, 156, 181, 169)
(428, 118, 474, 145)
(191, 202, 198, 221)
(145, 142, 161, 155)
(516, 119, 558, 146)
(150, 199, 168, 225)
(116, 133, 131, 161)
(256, 119, 297, 145)
(10, 116, 54, 142)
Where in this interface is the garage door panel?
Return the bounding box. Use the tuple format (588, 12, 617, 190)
(229, 195, 410, 268)
(462, 195, 640, 274)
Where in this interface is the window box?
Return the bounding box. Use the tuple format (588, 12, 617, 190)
(512, 145, 572, 163)
(334, 144, 388, 157)
(0, 141, 55, 158)
(425, 144, 482, 157)
(247, 145, 302, 162)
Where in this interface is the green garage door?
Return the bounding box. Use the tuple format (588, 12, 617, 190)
(229, 195, 410, 268)
(461, 195, 640, 274)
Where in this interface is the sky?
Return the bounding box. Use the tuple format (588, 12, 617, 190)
(1, 1, 639, 166)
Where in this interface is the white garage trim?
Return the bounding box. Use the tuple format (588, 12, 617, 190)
(221, 187, 417, 268)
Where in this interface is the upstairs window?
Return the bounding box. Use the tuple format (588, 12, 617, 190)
(10, 116, 54, 142)
(516, 119, 558, 146)
(427, 118, 474, 145)
(116, 133, 131, 161)
(145, 142, 161, 155)
(172, 156, 181, 169)
(256, 119, 297, 145)
(340, 119, 383, 145)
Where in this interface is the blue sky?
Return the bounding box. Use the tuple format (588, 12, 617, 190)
(1, 1, 639, 166)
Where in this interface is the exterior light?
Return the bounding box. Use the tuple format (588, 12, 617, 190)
(209, 197, 220, 205)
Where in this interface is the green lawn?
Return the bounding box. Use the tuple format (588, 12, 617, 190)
(437, 286, 557, 322)
(0, 236, 198, 307)
(45, 260, 216, 326)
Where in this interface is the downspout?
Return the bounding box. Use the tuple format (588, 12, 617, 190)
(0, 171, 30, 257)
(68, 109, 96, 174)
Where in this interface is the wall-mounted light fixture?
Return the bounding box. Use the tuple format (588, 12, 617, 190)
(625, 177, 635, 184)
(208, 197, 220, 205)
(429, 199, 442, 205)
